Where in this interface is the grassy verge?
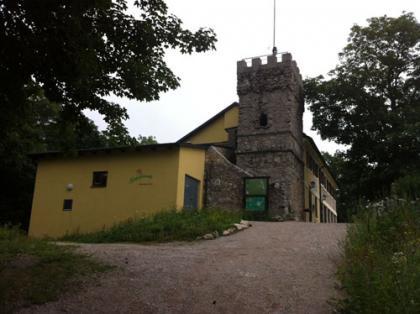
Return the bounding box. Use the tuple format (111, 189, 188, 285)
(0, 226, 111, 313)
(61, 209, 242, 243)
(336, 201, 420, 313)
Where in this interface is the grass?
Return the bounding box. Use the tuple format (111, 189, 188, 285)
(336, 201, 420, 313)
(0, 226, 111, 313)
(61, 209, 242, 243)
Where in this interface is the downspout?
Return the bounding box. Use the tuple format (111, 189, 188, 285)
(319, 166, 325, 223)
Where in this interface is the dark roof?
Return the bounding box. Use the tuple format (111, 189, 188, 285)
(177, 102, 239, 143)
(303, 133, 338, 186)
(30, 143, 208, 160)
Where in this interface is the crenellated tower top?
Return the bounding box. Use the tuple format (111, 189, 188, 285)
(236, 52, 303, 108)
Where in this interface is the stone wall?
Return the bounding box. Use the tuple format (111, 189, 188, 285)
(236, 53, 305, 219)
(204, 146, 253, 211)
(236, 152, 303, 218)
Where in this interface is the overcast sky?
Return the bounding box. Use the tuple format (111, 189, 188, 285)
(87, 0, 420, 153)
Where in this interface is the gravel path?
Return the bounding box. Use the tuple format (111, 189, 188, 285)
(20, 222, 347, 314)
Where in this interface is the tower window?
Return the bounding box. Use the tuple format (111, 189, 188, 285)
(259, 113, 268, 127)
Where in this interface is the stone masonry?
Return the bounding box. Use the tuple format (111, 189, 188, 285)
(204, 146, 254, 211)
(236, 53, 305, 219)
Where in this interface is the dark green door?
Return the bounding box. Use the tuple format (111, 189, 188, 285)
(184, 175, 199, 210)
(244, 177, 269, 212)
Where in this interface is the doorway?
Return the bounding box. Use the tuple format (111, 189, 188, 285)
(184, 175, 200, 210)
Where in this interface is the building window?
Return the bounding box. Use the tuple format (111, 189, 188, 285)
(305, 152, 319, 177)
(63, 199, 73, 211)
(259, 113, 268, 127)
(244, 177, 269, 212)
(320, 171, 327, 187)
(92, 171, 108, 188)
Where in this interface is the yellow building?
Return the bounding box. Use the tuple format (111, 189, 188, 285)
(29, 52, 338, 238)
(29, 144, 205, 237)
(303, 135, 338, 223)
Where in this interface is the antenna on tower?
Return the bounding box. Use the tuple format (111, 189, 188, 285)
(272, 0, 277, 55)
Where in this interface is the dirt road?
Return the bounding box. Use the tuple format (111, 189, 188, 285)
(21, 222, 347, 314)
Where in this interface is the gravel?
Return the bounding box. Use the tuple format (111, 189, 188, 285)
(20, 222, 347, 314)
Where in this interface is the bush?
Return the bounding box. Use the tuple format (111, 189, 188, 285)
(336, 202, 420, 313)
(392, 173, 420, 201)
(61, 209, 241, 243)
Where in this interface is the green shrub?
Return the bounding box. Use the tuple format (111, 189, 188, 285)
(392, 173, 420, 201)
(0, 225, 110, 313)
(61, 209, 241, 243)
(336, 202, 420, 313)
(0, 225, 23, 241)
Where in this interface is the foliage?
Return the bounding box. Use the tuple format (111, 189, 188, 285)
(137, 135, 158, 145)
(336, 202, 420, 313)
(392, 173, 420, 201)
(0, 0, 217, 126)
(305, 13, 420, 210)
(100, 121, 140, 147)
(321, 151, 369, 222)
(0, 226, 110, 313)
(61, 209, 241, 243)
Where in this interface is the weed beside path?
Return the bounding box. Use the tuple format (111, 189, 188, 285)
(0, 226, 110, 313)
(336, 203, 420, 313)
(61, 209, 241, 243)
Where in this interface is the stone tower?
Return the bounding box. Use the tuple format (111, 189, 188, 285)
(236, 53, 305, 219)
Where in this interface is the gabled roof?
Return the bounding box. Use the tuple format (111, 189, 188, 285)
(177, 102, 239, 143)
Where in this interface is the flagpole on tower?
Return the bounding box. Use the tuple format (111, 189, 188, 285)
(272, 0, 277, 55)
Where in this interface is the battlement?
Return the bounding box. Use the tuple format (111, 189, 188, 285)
(237, 52, 296, 73)
(237, 51, 303, 94)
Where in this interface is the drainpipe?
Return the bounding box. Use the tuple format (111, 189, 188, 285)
(319, 166, 324, 223)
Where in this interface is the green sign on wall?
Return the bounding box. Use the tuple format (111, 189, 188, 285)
(245, 196, 266, 212)
(244, 178, 268, 212)
(245, 178, 267, 195)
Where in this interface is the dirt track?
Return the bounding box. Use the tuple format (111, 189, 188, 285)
(20, 222, 347, 314)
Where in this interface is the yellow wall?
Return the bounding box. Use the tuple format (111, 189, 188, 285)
(304, 166, 320, 223)
(303, 139, 338, 222)
(182, 105, 239, 144)
(187, 115, 227, 144)
(224, 106, 239, 129)
(176, 147, 206, 209)
(29, 147, 205, 238)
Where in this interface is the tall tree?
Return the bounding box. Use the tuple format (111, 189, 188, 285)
(305, 13, 420, 209)
(0, 0, 215, 227)
(0, 0, 216, 127)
